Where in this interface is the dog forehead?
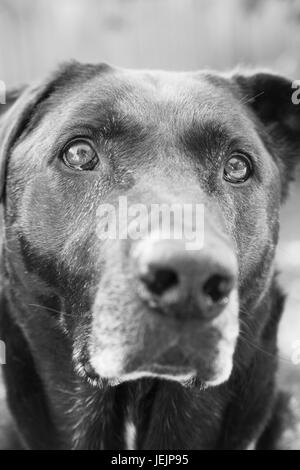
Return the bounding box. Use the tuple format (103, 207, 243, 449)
(38, 67, 243, 135)
(77, 68, 233, 113)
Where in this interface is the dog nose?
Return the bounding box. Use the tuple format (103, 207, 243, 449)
(134, 239, 237, 320)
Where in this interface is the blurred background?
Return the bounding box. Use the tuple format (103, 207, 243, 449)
(0, 0, 299, 390)
(2, 0, 300, 83)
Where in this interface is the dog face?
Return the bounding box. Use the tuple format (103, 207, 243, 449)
(0, 63, 299, 388)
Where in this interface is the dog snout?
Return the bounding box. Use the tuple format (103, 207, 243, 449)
(133, 238, 237, 320)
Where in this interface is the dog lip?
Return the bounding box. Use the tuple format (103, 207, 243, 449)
(76, 360, 101, 385)
(84, 361, 99, 379)
(138, 363, 197, 378)
(104, 367, 198, 386)
(77, 358, 197, 386)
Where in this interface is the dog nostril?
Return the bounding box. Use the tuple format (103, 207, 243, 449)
(141, 267, 179, 296)
(203, 274, 232, 304)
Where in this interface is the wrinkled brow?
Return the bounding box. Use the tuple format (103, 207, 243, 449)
(51, 107, 151, 157)
(180, 119, 260, 161)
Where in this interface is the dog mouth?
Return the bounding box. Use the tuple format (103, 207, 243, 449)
(78, 354, 198, 388)
(79, 341, 235, 388)
(80, 360, 198, 388)
(76, 310, 239, 388)
(115, 346, 200, 384)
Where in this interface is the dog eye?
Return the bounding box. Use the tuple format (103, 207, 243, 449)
(62, 140, 99, 171)
(223, 154, 252, 184)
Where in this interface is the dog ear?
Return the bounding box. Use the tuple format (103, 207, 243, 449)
(0, 83, 52, 202)
(233, 71, 300, 191)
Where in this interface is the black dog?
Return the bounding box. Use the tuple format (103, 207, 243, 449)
(0, 62, 299, 449)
